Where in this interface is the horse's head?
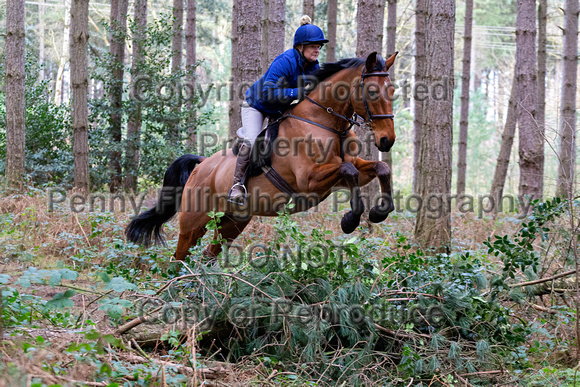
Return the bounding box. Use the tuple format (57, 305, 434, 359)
(351, 52, 398, 152)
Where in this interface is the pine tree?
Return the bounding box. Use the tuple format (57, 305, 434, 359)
(456, 0, 473, 196)
(516, 0, 543, 201)
(412, 0, 426, 194)
(355, 0, 386, 209)
(5, 0, 26, 189)
(414, 0, 455, 252)
(70, 0, 90, 192)
(556, 0, 578, 197)
(326, 0, 338, 62)
(108, 0, 129, 192)
(125, 0, 148, 190)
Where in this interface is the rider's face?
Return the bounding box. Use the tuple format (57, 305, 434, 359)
(302, 44, 321, 62)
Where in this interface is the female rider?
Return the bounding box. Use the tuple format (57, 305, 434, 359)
(228, 15, 328, 205)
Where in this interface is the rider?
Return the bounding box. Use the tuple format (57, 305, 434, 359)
(227, 15, 328, 205)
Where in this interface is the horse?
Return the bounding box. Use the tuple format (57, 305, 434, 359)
(126, 51, 398, 261)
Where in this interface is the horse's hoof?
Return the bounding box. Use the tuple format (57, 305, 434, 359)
(369, 203, 394, 223)
(341, 211, 360, 234)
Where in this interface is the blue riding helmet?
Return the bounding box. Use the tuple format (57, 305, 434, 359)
(293, 23, 329, 47)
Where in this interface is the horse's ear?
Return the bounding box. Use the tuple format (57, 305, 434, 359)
(365, 52, 378, 72)
(385, 51, 398, 71)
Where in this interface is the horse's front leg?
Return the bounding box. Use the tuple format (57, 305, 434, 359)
(354, 159, 395, 223)
(306, 162, 364, 234)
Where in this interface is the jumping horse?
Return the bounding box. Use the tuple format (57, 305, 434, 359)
(126, 52, 398, 260)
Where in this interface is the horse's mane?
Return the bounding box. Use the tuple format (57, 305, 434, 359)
(312, 55, 386, 83)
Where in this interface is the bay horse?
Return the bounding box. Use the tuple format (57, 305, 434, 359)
(126, 52, 398, 260)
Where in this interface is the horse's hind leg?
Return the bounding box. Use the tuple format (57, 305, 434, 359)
(174, 212, 210, 261)
(203, 215, 252, 258)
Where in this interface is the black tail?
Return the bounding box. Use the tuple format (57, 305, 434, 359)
(125, 154, 206, 246)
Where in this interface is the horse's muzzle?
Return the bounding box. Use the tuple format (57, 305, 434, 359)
(378, 137, 395, 152)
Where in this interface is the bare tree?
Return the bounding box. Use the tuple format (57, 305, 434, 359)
(537, 0, 547, 151)
(5, 0, 26, 189)
(556, 0, 578, 197)
(412, 0, 426, 194)
(229, 0, 262, 139)
(39, 0, 45, 79)
(229, 0, 240, 139)
(386, 0, 396, 55)
(381, 0, 396, 183)
(109, 0, 129, 192)
(326, 0, 337, 62)
(490, 76, 518, 215)
(356, 0, 385, 208)
(54, 0, 71, 105)
(70, 0, 90, 192)
(170, 0, 184, 145)
(303, 0, 315, 20)
(516, 0, 543, 201)
(414, 0, 455, 252)
(261, 0, 285, 70)
(125, 0, 148, 191)
(185, 0, 197, 149)
(456, 0, 473, 196)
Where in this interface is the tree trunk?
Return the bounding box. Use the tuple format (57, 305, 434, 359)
(516, 0, 542, 201)
(54, 0, 71, 106)
(185, 0, 197, 150)
(412, 0, 426, 194)
(381, 0, 396, 186)
(490, 75, 517, 216)
(170, 0, 184, 146)
(229, 0, 240, 139)
(414, 0, 455, 252)
(39, 0, 45, 79)
(356, 0, 385, 210)
(70, 0, 90, 193)
(261, 0, 285, 70)
(229, 0, 262, 139)
(456, 0, 473, 196)
(537, 0, 547, 192)
(556, 0, 579, 198)
(303, 0, 315, 20)
(326, 0, 337, 62)
(125, 0, 147, 191)
(5, 0, 26, 190)
(109, 0, 129, 193)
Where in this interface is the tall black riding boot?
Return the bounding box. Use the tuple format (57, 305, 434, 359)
(227, 144, 252, 205)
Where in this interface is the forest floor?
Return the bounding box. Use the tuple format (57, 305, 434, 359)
(0, 188, 579, 386)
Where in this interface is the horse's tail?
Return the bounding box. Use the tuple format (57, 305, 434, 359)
(125, 154, 206, 246)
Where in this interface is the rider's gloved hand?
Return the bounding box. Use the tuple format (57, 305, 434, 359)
(296, 87, 307, 101)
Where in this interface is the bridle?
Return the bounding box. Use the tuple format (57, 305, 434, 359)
(358, 69, 395, 124)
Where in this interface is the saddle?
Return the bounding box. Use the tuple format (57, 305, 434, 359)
(232, 116, 297, 196)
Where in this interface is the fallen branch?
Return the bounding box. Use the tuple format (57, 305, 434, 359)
(509, 269, 577, 288)
(530, 303, 559, 315)
(115, 305, 163, 335)
(124, 354, 229, 379)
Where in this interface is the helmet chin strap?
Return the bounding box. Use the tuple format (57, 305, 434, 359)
(295, 45, 312, 64)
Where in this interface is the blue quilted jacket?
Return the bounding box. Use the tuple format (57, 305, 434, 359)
(245, 48, 319, 115)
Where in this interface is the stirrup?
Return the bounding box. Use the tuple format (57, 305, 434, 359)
(227, 183, 248, 205)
